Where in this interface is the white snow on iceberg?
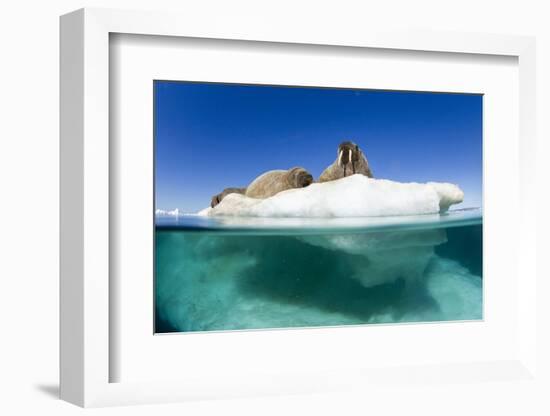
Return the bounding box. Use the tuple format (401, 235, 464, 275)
(204, 175, 464, 218)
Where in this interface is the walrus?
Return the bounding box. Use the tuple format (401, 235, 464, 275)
(210, 167, 313, 207)
(319, 141, 373, 182)
(210, 187, 247, 208)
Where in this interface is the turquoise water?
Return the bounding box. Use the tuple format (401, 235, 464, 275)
(155, 209, 482, 333)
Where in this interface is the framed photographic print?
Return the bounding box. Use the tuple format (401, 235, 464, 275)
(153, 81, 483, 334)
(60, 8, 538, 407)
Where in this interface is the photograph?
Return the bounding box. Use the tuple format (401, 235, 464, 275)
(154, 80, 483, 333)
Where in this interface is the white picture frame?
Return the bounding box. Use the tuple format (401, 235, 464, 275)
(60, 7, 538, 407)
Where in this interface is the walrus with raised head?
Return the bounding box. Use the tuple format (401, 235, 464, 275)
(210, 167, 313, 207)
(319, 141, 373, 182)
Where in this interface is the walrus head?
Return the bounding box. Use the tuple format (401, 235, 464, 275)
(211, 187, 246, 208)
(288, 167, 314, 189)
(337, 141, 367, 177)
(211, 194, 222, 208)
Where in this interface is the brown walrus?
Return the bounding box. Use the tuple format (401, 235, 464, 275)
(319, 141, 373, 182)
(210, 187, 247, 208)
(210, 167, 313, 207)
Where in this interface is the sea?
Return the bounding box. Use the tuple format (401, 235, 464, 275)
(155, 209, 482, 333)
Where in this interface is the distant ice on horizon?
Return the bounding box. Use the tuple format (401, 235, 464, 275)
(155, 208, 182, 217)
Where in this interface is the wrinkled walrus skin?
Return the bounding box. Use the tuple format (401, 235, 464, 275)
(246, 167, 313, 199)
(319, 141, 373, 183)
(210, 167, 313, 207)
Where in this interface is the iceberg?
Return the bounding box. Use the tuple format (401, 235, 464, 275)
(190, 175, 467, 289)
(204, 175, 464, 218)
(298, 228, 447, 288)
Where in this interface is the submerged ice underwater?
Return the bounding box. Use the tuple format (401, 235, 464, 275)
(155, 176, 483, 333)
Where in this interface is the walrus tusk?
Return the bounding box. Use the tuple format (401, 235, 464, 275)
(338, 150, 343, 167)
(348, 149, 352, 164)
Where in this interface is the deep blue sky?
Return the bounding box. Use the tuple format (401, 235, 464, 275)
(155, 81, 482, 212)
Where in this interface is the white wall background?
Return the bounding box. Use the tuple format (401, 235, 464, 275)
(0, 0, 548, 414)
